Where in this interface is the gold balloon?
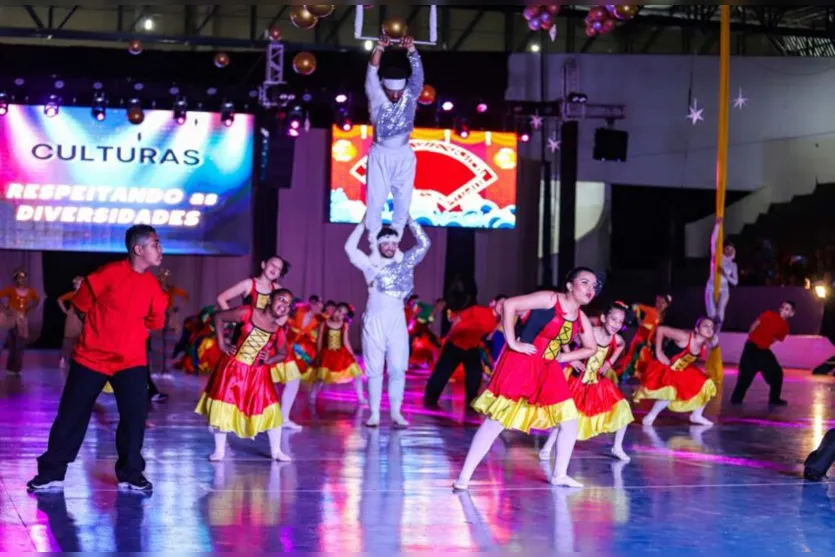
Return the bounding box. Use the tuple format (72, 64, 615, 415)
(382, 16, 407, 39)
(128, 105, 144, 125)
(290, 5, 319, 30)
(418, 84, 436, 106)
(613, 4, 639, 21)
(305, 5, 334, 18)
(268, 26, 282, 41)
(128, 39, 143, 55)
(292, 52, 317, 76)
(214, 52, 230, 68)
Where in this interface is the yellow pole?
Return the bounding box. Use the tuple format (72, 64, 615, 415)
(706, 5, 731, 385)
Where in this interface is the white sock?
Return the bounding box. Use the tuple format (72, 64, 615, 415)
(281, 378, 301, 428)
(611, 427, 630, 461)
(539, 428, 559, 460)
(551, 419, 580, 486)
(643, 401, 669, 426)
(454, 419, 505, 489)
(209, 432, 226, 461)
(354, 376, 366, 403)
(267, 427, 291, 461)
(366, 375, 383, 426)
(388, 371, 407, 421)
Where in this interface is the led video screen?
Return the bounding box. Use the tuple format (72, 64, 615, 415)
(330, 126, 517, 229)
(0, 104, 254, 254)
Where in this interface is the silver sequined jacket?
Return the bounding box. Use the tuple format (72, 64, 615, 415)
(365, 51, 424, 141)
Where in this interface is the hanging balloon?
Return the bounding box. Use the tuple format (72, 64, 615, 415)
(527, 15, 542, 31)
(128, 106, 144, 125)
(292, 52, 317, 76)
(540, 18, 555, 31)
(600, 18, 616, 33)
(604, 5, 618, 16)
(613, 4, 639, 20)
(268, 26, 282, 41)
(584, 25, 598, 38)
(418, 84, 436, 106)
(539, 11, 554, 26)
(544, 5, 561, 16)
(523, 5, 542, 21)
(128, 39, 143, 55)
(588, 6, 609, 22)
(290, 5, 319, 30)
(305, 5, 335, 18)
(214, 52, 230, 68)
(382, 16, 407, 39)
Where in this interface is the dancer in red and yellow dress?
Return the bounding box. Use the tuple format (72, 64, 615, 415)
(56, 276, 84, 369)
(195, 288, 294, 462)
(453, 267, 601, 491)
(540, 301, 634, 463)
(314, 302, 366, 403)
(634, 317, 718, 426)
(0, 268, 40, 373)
(406, 295, 443, 370)
(284, 297, 324, 384)
(617, 294, 671, 382)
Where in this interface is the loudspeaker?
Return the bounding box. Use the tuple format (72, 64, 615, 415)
(593, 128, 629, 162)
(258, 128, 296, 189)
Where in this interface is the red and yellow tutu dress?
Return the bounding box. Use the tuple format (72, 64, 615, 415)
(271, 304, 319, 383)
(633, 335, 717, 412)
(195, 308, 284, 438)
(566, 336, 634, 441)
(471, 301, 579, 433)
(617, 303, 661, 381)
(316, 323, 362, 384)
(408, 301, 441, 369)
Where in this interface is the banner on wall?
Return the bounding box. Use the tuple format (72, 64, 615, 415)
(0, 105, 254, 255)
(329, 125, 517, 229)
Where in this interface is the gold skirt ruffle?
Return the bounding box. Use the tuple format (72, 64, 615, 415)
(577, 398, 634, 441)
(317, 363, 362, 384)
(270, 359, 302, 384)
(471, 390, 579, 434)
(194, 394, 283, 439)
(633, 379, 717, 413)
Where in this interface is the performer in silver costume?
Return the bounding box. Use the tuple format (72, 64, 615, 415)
(345, 215, 430, 428)
(364, 33, 424, 244)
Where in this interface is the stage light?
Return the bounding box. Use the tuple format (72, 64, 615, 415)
(530, 43, 541, 53)
(519, 132, 530, 143)
(454, 117, 470, 139)
(516, 120, 532, 143)
(364, 40, 373, 51)
(567, 92, 588, 104)
(0, 92, 7, 116)
(441, 101, 454, 112)
(92, 92, 106, 121)
(143, 17, 154, 31)
(476, 102, 488, 113)
(815, 282, 828, 300)
(286, 105, 304, 136)
(173, 96, 187, 125)
(335, 93, 348, 104)
(335, 107, 353, 131)
(44, 95, 59, 117)
(220, 101, 235, 127)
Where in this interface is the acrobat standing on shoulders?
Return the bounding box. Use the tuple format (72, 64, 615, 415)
(364, 33, 424, 245)
(705, 216, 738, 329)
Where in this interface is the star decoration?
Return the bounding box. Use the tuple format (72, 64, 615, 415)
(733, 88, 747, 109)
(530, 113, 543, 130)
(686, 99, 704, 125)
(547, 136, 561, 153)
(549, 25, 557, 42)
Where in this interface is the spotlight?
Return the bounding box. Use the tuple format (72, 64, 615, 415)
(286, 105, 304, 137)
(815, 282, 829, 300)
(143, 17, 154, 31)
(0, 92, 7, 116)
(92, 92, 106, 121)
(476, 102, 488, 113)
(519, 132, 530, 143)
(530, 43, 541, 53)
(220, 101, 234, 127)
(44, 95, 59, 117)
(441, 100, 454, 112)
(173, 96, 187, 125)
(364, 40, 373, 51)
(454, 117, 470, 139)
(335, 93, 348, 104)
(517, 120, 532, 143)
(335, 107, 352, 131)
(567, 92, 588, 104)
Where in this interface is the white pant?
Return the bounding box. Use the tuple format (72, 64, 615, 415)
(362, 309, 409, 418)
(705, 284, 730, 324)
(365, 143, 416, 243)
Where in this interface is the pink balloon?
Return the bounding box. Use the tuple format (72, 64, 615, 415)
(523, 5, 541, 21)
(585, 25, 598, 37)
(588, 6, 608, 22)
(527, 15, 542, 31)
(601, 18, 616, 33)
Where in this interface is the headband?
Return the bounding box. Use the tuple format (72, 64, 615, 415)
(376, 232, 400, 245)
(383, 78, 406, 91)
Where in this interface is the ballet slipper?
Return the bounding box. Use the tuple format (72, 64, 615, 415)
(610, 447, 631, 462)
(271, 449, 292, 462)
(549, 475, 583, 488)
(208, 450, 225, 462)
(689, 414, 713, 426)
(365, 414, 380, 428)
(391, 414, 409, 429)
(283, 420, 303, 431)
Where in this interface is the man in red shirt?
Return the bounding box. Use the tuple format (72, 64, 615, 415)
(423, 297, 501, 407)
(730, 300, 795, 406)
(29, 225, 168, 492)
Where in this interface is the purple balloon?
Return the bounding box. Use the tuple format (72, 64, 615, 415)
(528, 15, 541, 31)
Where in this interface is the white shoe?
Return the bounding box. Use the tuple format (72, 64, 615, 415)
(208, 451, 225, 462)
(549, 475, 583, 488)
(283, 420, 303, 431)
(689, 414, 713, 426)
(611, 447, 631, 462)
(365, 414, 380, 428)
(271, 450, 292, 462)
(391, 414, 409, 429)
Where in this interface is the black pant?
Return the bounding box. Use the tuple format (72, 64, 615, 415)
(37, 361, 149, 483)
(3, 325, 24, 372)
(424, 343, 483, 406)
(731, 341, 784, 403)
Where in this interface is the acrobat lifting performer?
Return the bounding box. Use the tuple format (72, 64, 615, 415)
(364, 33, 424, 245)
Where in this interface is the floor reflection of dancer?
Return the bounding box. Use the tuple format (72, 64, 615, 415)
(634, 317, 718, 426)
(705, 217, 738, 328)
(617, 294, 671, 383)
(57, 276, 84, 370)
(730, 301, 794, 406)
(345, 215, 430, 428)
(0, 268, 40, 373)
(540, 302, 634, 462)
(28, 225, 167, 491)
(195, 289, 294, 462)
(314, 302, 366, 404)
(423, 301, 500, 408)
(364, 34, 423, 243)
(453, 268, 601, 490)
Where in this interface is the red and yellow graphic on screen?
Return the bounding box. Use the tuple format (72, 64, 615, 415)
(329, 125, 517, 229)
